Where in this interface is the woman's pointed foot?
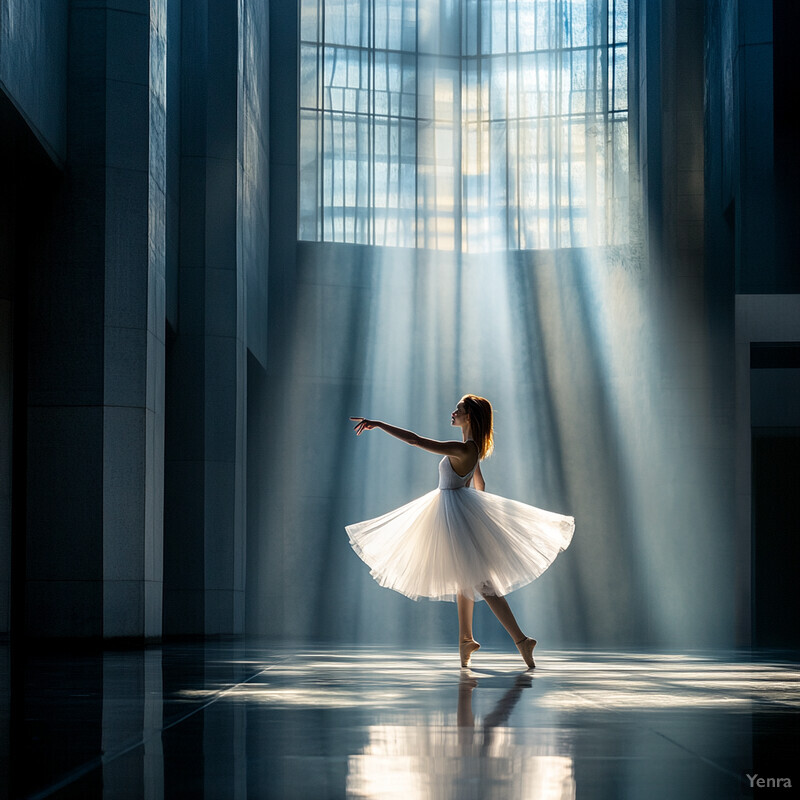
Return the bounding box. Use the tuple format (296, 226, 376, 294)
(515, 637, 536, 669)
(460, 638, 481, 668)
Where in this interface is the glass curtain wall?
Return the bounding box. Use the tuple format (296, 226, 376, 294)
(299, 0, 629, 252)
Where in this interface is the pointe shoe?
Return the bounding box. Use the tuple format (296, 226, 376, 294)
(460, 638, 481, 668)
(515, 637, 537, 669)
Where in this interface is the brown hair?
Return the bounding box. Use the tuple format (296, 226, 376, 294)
(462, 394, 494, 459)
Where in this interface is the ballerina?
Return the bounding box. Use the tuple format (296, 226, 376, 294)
(347, 395, 574, 669)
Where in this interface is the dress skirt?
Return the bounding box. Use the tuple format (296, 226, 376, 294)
(346, 485, 575, 602)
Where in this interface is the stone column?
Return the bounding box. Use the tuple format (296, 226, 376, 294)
(100, 0, 167, 640)
(163, 0, 246, 635)
(24, 0, 166, 639)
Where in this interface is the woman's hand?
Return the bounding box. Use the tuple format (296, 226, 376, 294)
(350, 417, 378, 435)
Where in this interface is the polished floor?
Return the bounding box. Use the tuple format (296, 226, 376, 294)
(2, 642, 798, 799)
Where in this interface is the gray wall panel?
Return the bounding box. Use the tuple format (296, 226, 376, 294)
(0, 0, 68, 163)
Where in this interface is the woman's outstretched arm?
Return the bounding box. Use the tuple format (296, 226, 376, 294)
(350, 417, 473, 461)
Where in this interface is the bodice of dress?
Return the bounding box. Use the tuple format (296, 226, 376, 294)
(438, 456, 476, 490)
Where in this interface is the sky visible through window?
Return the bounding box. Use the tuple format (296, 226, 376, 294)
(300, 0, 629, 252)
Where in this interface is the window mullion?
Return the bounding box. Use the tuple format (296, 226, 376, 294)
(300, 0, 630, 252)
(505, 0, 511, 251)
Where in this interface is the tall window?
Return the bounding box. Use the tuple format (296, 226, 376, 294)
(300, 0, 629, 252)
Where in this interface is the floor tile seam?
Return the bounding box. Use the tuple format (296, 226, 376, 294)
(567, 686, 747, 785)
(646, 729, 748, 785)
(25, 654, 293, 800)
(159, 655, 293, 735)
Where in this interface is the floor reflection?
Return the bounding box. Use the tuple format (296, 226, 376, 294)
(346, 671, 575, 799)
(5, 644, 799, 799)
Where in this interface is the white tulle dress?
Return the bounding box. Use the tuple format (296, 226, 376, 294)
(346, 454, 575, 602)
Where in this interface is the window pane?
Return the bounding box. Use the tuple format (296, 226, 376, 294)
(299, 0, 630, 252)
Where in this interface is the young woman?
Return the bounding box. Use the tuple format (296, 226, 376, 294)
(347, 395, 574, 669)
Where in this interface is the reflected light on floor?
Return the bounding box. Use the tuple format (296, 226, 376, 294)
(539, 690, 752, 710)
(347, 726, 575, 800)
(177, 651, 800, 711)
(17, 644, 794, 799)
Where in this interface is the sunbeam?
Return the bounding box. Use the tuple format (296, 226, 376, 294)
(253, 0, 735, 652)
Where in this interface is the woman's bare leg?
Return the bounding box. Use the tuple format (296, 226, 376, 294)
(481, 592, 536, 668)
(457, 592, 475, 642)
(480, 593, 524, 640)
(457, 592, 480, 667)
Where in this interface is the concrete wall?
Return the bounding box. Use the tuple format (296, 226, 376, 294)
(0, 0, 69, 641)
(645, 0, 738, 642)
(0, 133, 12, 636)
(0, 0, 68, 164)
(0, 114, 21, 637)
(240, 0, 270, 369)
(163, 0, 260, 636)
(241, 0, 270, 635)
(249, 0, 297, 638)
(1, 0, 266, 640)
(706, 0, 800, 645)
(23, 0, 167, 639)
(729, 1, 777, 293)
(705, 0, 798, 295)
(0, 220, 9, 636)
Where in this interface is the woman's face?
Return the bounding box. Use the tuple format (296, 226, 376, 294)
(451, 400, 469, 428)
